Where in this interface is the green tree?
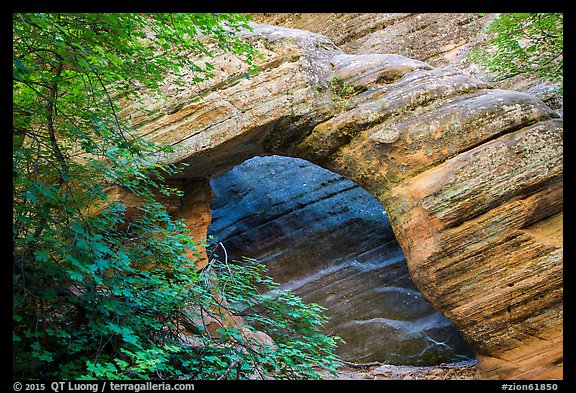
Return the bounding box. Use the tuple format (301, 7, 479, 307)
(471, 13, 563, 93)
(13, 13, 341, 380)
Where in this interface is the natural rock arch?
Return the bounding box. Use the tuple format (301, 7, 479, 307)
(207, 154, 477, 365)
(119, 24, 563, 379)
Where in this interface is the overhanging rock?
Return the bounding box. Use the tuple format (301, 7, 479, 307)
(119, 23, 563, 380)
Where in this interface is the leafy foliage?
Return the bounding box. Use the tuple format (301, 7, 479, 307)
(471, 13, 563, 93)
(13, 13, 341, 380)
(198, 251, 342, 379)
(328, 77, 365, 111)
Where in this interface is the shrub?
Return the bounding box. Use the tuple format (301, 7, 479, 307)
(13, 13, 341, 380)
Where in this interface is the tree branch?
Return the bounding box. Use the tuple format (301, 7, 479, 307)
(46, 59, 69, 176)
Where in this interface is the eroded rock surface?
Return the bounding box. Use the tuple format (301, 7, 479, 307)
(121, 22, 563, 379)
(249, 13, 563, 112)
(321, 359, 478, 380)
(207, 155, 474, 364)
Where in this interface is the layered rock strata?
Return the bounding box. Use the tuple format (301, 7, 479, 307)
(249, 13, 563, 113)
(119, 23, 563, 379)
(250, 13, 490, 72)
(207, 155, 474, 364)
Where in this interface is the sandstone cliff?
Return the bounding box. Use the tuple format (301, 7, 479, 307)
(249, 13, 563, 114)
(118, 21, 563, 380)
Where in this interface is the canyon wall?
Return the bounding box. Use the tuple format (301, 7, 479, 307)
(119, 21, 563, 379)
(249, 13, 563, 114)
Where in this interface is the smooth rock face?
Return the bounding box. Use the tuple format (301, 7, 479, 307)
(122, 22, 563, 379)
(207, 155, 475, 364)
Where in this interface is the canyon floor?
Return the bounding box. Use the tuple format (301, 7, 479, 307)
(320, 360, 478, 380)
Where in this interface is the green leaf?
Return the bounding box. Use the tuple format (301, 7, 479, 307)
(23, 191, 37, 203)
(94, 259, 110, 271)
(34, 249, 50, 262)
(68, 270, 84, 282)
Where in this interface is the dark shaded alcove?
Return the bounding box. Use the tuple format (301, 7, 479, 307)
(207, 155, 475, 365)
